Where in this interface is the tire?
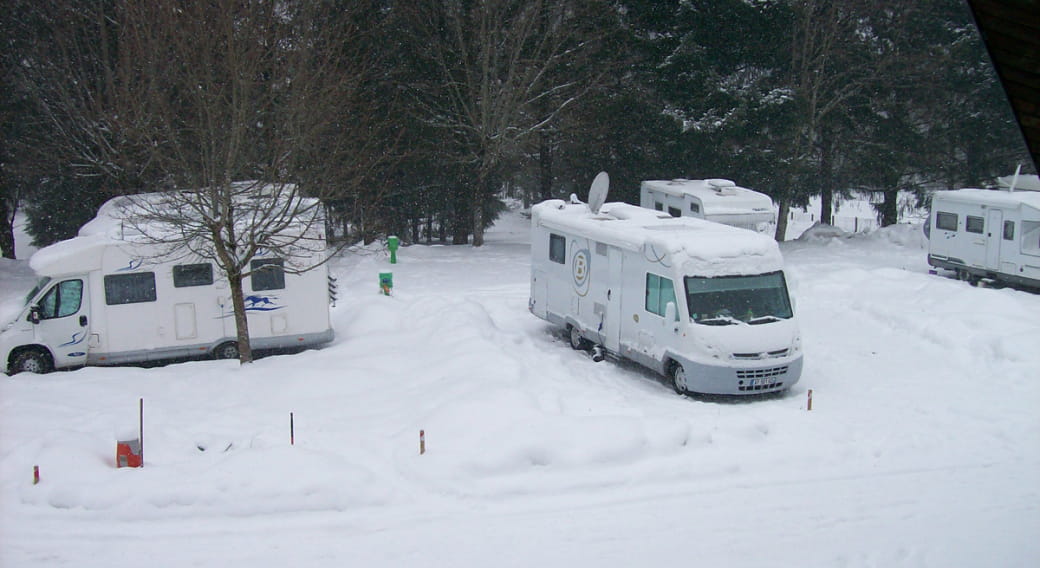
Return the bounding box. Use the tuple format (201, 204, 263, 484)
(568, 325, 590, 351)
(670, 361, 688, 395)
(213, 341, 239, 360)
(11, 349, 53, 375)
(957, 269, 979, 286)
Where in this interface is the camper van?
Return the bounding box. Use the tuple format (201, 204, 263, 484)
(640, 178, 775, 233)
(1, 191, 335, 374)
(529, 198, 802, 396)
(927, 187, 1040, 288)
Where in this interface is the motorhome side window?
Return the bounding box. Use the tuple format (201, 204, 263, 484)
(645, 273, 678, 320)
(251, 258, 285, 291)
(104, 272, 157, 305)
(690, 203, 700, 214)
(654, 202, 664, 211)
(549, 234, 566, 264)
(1003, 221, 1015, 241)
(37, 279, 83, 319)
(935, 212, 957, 231)
(173, 263, 214, 287)
(966, 215, 984, 234)
(667, 206, 681, 218)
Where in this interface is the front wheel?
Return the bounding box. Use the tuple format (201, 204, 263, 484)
(670, 362, 688, 395)
(11, 349, 53, 375)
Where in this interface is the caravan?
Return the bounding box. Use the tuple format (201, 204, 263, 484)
(1, 191, 335, 374)
(640, 178, 775, 233)
(530, 189, 802, 396)
(927, 187, 1040, 288)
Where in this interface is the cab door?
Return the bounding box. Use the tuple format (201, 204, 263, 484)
(32, 278, 90, 369)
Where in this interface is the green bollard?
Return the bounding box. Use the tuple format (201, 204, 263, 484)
(379, 272, 393, 296)
(387, 235, 400, 264)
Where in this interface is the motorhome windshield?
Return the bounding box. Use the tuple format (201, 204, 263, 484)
(685, 271, 793, 326)
(24, 277, 51, 306)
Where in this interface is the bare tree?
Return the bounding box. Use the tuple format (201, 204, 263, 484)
(778, 0, 874, 238)
(106, 1, 391, 363)
(400, 0, 607, 246)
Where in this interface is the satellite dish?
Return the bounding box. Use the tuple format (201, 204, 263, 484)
(588, 171, 609, 214)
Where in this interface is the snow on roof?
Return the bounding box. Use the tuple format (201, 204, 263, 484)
(29, 183, 322, 277)
(936, 187, 1040, 211)
(640, 179, 774, 215)
(532, 200, 784, 276)
(29, 234, 110, 277)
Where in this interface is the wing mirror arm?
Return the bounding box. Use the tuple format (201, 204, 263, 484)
(27, 306, 41, 324)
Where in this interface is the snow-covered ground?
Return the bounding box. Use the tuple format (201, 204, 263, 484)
(1, 205, 1038, 567)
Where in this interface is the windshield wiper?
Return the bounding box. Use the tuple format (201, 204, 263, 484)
(697, 315, 741, 326)
(747, 315, 784, 325)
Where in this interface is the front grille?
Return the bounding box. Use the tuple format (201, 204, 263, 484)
(736, 365, 788, 391)
(732, 349, 790, 360)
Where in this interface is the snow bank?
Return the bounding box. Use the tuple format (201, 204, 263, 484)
(1, 204, 1038, 567)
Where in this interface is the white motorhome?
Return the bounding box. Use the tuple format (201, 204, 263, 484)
(529, 198, 802, 396)
(927, 187, 1040, 288)
(1, 191, 335, 374)
(640, 178, 775, 233)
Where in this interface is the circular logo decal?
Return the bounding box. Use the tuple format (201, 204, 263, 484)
(572, 248, 591, 296)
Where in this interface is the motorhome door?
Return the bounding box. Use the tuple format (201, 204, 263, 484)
(32, 278, 90, 368)
(986, 209, 1003, 270)
(604, 246, 623, 351)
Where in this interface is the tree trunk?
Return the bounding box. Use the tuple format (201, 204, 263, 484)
(539, 131, 553, 201)
(819, 126, 834, 225)
(472, 186, 485, 247)
(226, 270, 254, 364)
(0, 199, 16, 259)
(775, 199, 791, 242)
(880, 189, 899, 227)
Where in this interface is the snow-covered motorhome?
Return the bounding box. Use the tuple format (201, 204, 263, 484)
(1, 191, 335, 374)
(529, 198, 802, 396)
(639, 178, 775, 233)
(927, 187, 1040, 288)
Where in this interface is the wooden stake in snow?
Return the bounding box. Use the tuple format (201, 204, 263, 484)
(139, 398, 144, 466)
(807, 389, 814, 411)
(420, 429, 426, 455)
(33, 465, 39, 485)
(290, 412, 295, 446)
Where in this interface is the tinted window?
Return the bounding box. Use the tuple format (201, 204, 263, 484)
(549, 234, 566, 264)
(654, 202, 663, 211)
(1003, 220, 1015, 241)
(667, 206, 681, 218)
(38, 280, 83, 319)
(690, 202, 700, 214)
(935, 212, 957, 231)
(250, 258, 285, 291)
(966, 216, 984, 234)
(173, 263, 214, 287)
(686, 271, 793, 324)
(105, 272, 157, 305)
(645, 273, 678, 319)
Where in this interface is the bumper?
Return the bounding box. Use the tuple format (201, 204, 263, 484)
(673, 353, 803, 396)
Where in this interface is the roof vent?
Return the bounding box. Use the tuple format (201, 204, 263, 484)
(707, 178, 737, 195)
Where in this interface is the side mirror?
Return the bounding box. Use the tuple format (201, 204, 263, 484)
(664, 301, 679, 331)
(27, 306, 41, 324)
